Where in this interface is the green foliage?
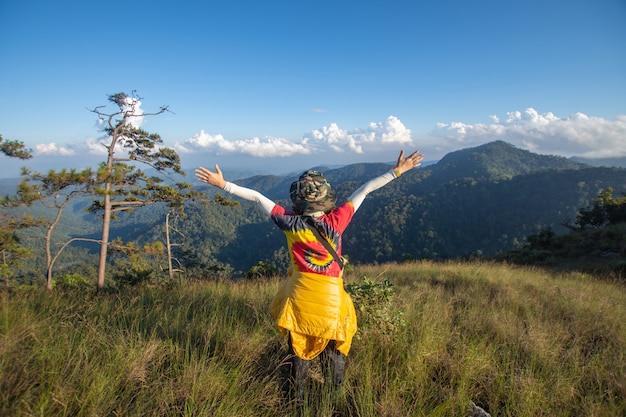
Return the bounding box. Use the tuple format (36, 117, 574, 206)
(112, 258, 154, 287)
(345, 276, 405, 338)
(53, 273, 91, 289)
(573, 187, 626, 229)
(244, 260, 279, 279)
(525, 227, 557, 250)
(0, 214, 41, 286)
(501, 222, 626, 277)
(214, 193, 239, 207)
(0, 134, 32, 160)
(428, 140, 584, 183)
(108, 240, 168, 287)
(341, 253, 354, 273)
(500, 188, 626, 276)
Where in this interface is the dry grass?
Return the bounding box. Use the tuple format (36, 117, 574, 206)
(1, 261, 625, 416)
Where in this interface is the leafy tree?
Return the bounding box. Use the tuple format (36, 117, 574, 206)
(12, 167, 98, 290)
(87, 91, 186, 290)
(573, 187, 626, 229)
(602, 188, 626, 225)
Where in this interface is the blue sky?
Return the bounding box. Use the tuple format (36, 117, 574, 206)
(1, 0, 625, 178)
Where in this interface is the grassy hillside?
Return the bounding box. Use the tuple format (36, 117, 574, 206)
(2, 262, 624, 416)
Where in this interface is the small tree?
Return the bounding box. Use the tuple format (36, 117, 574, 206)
(574, 187, 626, 229)
(604, 188, 626, 225)
(87, 92, 186, 291)
(13, 167, 97, 290)
(164, 190, 239, 282)
(165, 208, 186, 282)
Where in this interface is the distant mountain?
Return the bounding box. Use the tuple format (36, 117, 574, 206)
(570, 156, 626, 168)
(429, 140, 588, 183)
(0, 177, 20, 196)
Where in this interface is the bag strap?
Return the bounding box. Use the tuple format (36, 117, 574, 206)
(303, 216, 345, 270)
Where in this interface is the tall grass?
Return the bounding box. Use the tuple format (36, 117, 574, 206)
(1, 262, 625, 416)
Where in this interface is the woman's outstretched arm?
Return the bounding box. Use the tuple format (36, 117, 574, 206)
(349, 150, 424, 212)
(195, 165, 276, 215)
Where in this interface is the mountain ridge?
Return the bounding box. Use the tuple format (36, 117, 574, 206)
(174, 141, 625, 271)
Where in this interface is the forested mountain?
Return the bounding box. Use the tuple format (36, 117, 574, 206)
(171, 141, 623, 273)
(5, 141, 626, 280)
(428, 140, 586, 183)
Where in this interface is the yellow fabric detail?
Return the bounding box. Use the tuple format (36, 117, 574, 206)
(270, 271, 357, 360)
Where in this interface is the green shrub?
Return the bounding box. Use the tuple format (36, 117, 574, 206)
(345, 276, 406, 339)
(245, 260, 279, 279)
(53, 273, 91, 289)
(112, 262, 154, 287)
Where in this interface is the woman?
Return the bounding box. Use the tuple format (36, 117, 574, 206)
(195, 149, 424, 398)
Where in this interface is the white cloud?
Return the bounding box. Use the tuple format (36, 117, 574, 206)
(174, 131, 311, 157)
(35, 143, 75, 156)
(431, 108, 626, 158)
(35, 135, 148, 159)
(85, 138, 115, 156)
(305, 116, 412, 153)
(122, 96, 145, 129)
(176, 116, 414, 157)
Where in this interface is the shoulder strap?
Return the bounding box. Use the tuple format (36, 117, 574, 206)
(303, 217, 345, 270)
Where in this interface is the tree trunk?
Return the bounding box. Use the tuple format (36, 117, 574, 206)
(45, 227, 53, 290)
(166, 211, 174, 282)
(45, 228, 53, 290)
(96, 184, 112, 291)
(45, 207, 65, 291)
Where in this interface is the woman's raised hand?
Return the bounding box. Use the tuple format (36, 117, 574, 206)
(195, 164, 227, 189)
(395, 150, 425, 175)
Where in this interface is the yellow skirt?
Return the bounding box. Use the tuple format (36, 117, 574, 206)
(270, 271, 357, 360)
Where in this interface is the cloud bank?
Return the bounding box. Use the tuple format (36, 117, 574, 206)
(35, 143, 75, 156)
(174, 132, 312, 157)
(431, 108, 626, 158)
(31, 109, 626, 162)
(174, 115, 413, 157)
